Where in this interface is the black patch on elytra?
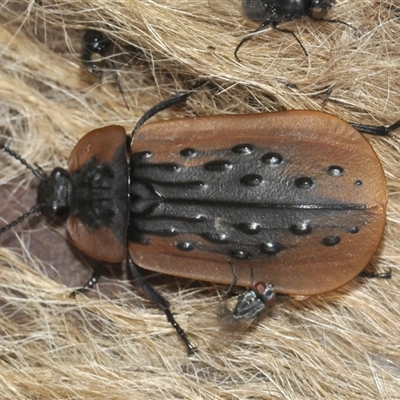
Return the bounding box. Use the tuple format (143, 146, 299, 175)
(260, 241, 284, 255)
(127, 141, 371, 258)
(327, 165, 344, 177)
(230, 249, 251, 260)
(322, 235, 341, 246)
(235, 222, 261, 234)
(176, 241, 196, 251)
(347, 226, 359, 234)
(232, 144, 254, 155)
(261, 152, 283, 165)
(290, 221, 312, 235)
(204, 160, 232, 172)
(240, 174, 263, 186)
(180, 148, 197, 158)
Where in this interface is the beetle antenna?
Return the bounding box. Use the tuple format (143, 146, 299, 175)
(0, 142, 47, 234)
(0, 204, 43, 235)
(131, 81, 207, 136)
(0, 142, 47, 180)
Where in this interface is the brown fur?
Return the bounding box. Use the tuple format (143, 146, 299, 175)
(0, 1, 399, 398)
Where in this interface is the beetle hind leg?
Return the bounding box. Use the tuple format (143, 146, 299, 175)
(127, 256, 196, 353)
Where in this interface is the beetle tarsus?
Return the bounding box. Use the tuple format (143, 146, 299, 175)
(163, 308, 197, 354)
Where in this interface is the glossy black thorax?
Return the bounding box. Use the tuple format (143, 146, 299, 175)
(243, 0, 334, 22)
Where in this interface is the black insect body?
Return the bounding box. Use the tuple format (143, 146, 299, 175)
(220, 282, 276, 325)
(81, 29, 130, 109)
(243, 0, 335, 22)
(214, 0, 342, 60)
(82, 29, 113, 74)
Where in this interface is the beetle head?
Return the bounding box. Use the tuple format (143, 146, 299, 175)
(37, 167, 70, 216)
(0, 142, 68, 234)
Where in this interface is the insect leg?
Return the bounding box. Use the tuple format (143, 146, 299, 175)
(234, 20, 272, 62)
(127, 256, 196, 353)
(222, 261, 238, 295)
(350, 120, 400, 136)
(273, 22, 308, 57)
(111, 60, 129, 110)
(358, 268, 392, 280)
(324, 19, 355, 31)
(70, 261, 106, 297)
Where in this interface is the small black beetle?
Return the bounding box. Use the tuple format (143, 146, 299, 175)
(82, 29, 113, 74)
(210, 0, 347, 60)
(82, 29, 130, 109)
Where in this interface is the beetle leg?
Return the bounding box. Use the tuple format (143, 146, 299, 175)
(70, 261, 105, 297)
(127, 256, 196, 353)
(358, 268, 392, 280)
(273, 22, 308, 57)
(350, 120, 400, 136)
(234, 20, 272, 62)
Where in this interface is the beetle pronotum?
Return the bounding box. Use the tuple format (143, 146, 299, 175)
(1, 87, 399, 352)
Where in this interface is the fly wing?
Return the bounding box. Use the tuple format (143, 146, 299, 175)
(188, 293, 261, 351)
